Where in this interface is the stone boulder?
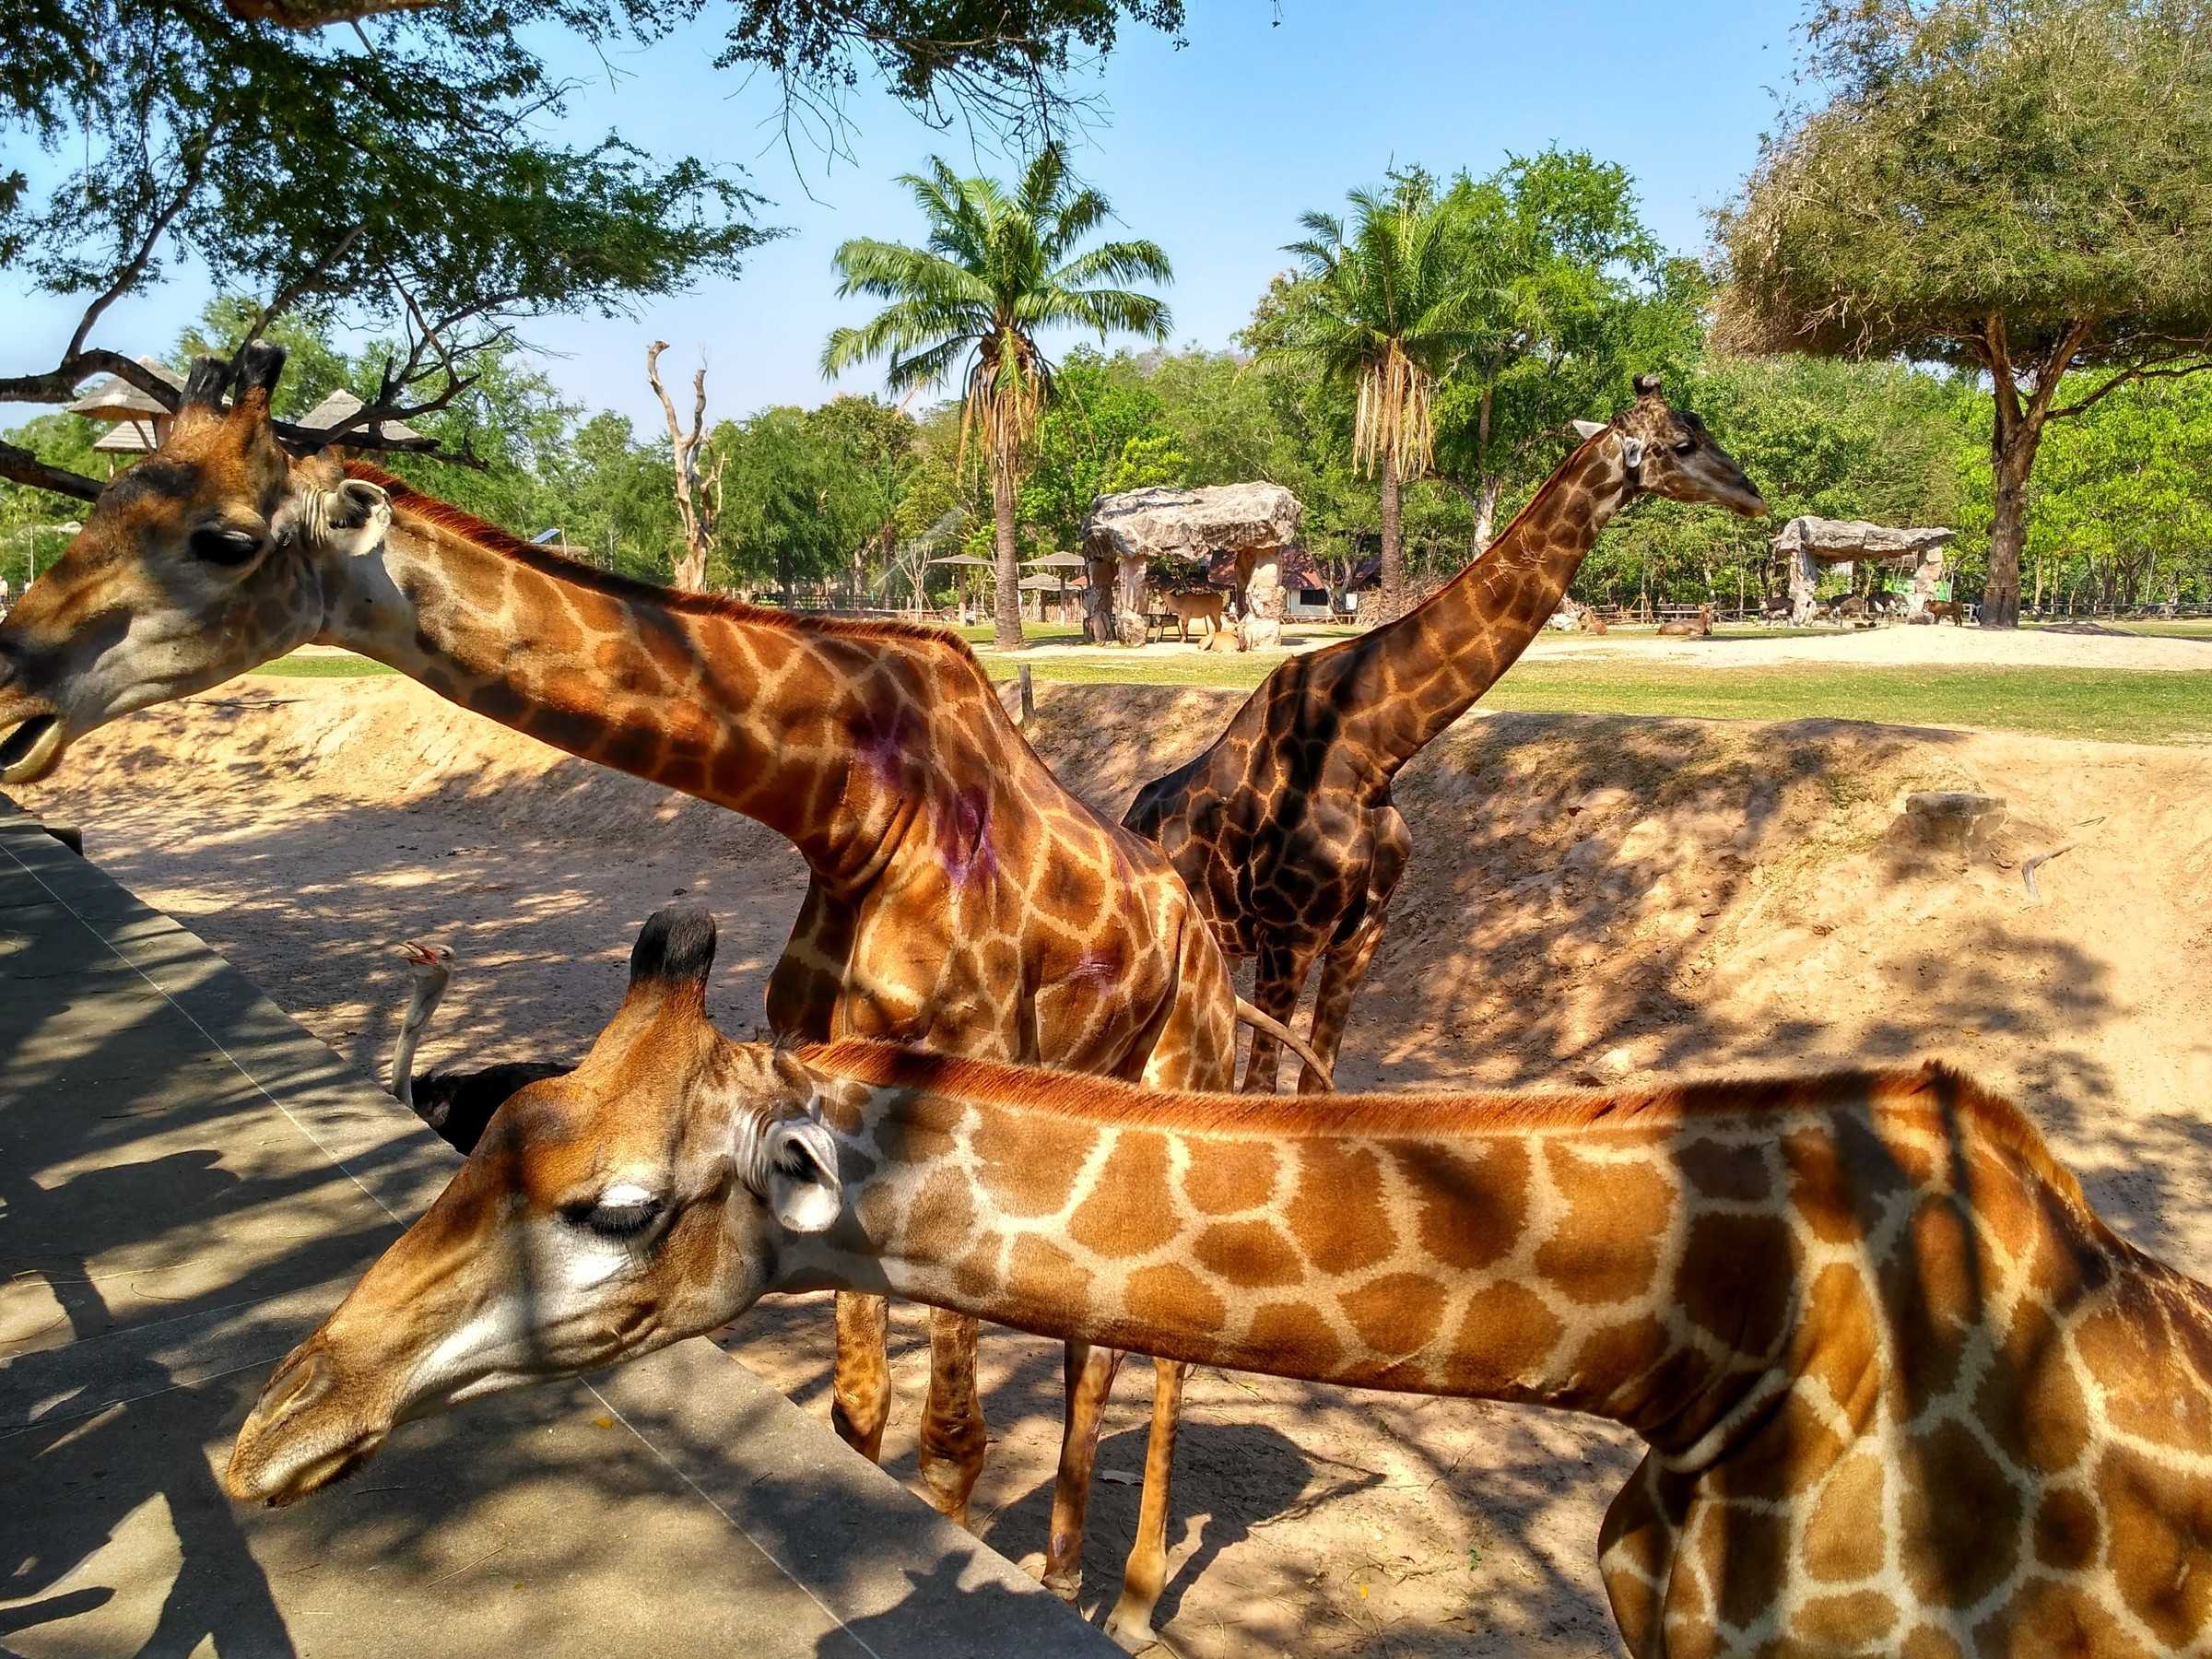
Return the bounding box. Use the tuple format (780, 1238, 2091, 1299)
(1081, 483, 1303, 646)
(1900, 791, 2006, 853)
(1771, 518, 1957, 561)
(1773, 517, 1957, 625)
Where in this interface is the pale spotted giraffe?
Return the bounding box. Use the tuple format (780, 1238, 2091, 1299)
(1125, 377, 1767, 1094)
(0, 345, 1328, 1638)
(229, 908, 2212, 1655)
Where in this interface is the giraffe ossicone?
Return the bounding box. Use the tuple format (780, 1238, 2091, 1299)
(227, 905, 2212, 1657)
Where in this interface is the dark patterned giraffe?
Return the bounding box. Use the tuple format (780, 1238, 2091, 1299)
(1126, 377, 1766, 1091)
(0, 343, 1320, 1644)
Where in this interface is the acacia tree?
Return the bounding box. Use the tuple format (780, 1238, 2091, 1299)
(1261, 174, 1481, 621)
(1715, 0, 2212, 628)
(822, 145, 1171, 648)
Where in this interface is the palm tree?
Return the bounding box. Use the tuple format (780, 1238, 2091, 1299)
(1267, 177, 1480, 621)
(823, 145, 1172, 649)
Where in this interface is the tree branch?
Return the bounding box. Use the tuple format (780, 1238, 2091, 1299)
(0, 349, 178, 410)
(220, 0, 441, 27)
(2049, 357, 2212, 422)
(65, 145, 210, 363)
(2021, 318, 2095, 430)
(240, 222, 365, 347)
(0, 441, 101, 504)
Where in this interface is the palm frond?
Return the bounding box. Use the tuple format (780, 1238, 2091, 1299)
(1045, 238, 1175, 293)
(1024, 285, 1173, 342)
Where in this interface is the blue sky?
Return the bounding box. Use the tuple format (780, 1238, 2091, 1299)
(4, 0, 1801, 430)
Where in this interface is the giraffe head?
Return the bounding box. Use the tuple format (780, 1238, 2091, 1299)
(224, 906, 843, 1508)
(1573, 374, 1766, 518)
(0, 343, 391, 784)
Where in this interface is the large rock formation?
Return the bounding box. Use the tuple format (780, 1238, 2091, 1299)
(1081, 483, 1304, 647)
(1772, 517, 1956, 624)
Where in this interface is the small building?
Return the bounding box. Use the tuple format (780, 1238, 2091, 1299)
(294, 389, 425, 453)
(65, 359, 184, 474)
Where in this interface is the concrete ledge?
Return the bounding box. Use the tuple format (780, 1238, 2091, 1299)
(0, 792, 1110, 1657)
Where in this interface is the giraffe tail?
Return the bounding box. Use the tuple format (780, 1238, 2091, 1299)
(1232, 997, 1335, 1091)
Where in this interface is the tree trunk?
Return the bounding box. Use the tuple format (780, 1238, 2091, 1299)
(647, 340, 715, 592)
(991, 449, 1025, 650)
(1378, 443, 1405, 623)
(1983, 425, 2038, 629)
(1473, 474, 1501, 553)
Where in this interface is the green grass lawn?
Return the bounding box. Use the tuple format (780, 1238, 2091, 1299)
(2066, 619, 2212, 641)
(987, 656, 2212, 745)
(251, 653, 399, 677)
(251, 644, 2212, 746)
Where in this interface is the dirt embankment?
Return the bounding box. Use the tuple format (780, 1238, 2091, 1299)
(19, 676, 2212, 1656)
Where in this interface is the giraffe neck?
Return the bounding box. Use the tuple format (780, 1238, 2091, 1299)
(769, 1046, 2041, 1454)
(313, 477, 992, 875)
(1349, 433, 1632, 775)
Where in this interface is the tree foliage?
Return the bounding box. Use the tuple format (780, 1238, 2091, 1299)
(0, 0, 765, 500)
(1254, 171, 1485, 619)
(1429, 155, 1696, 545)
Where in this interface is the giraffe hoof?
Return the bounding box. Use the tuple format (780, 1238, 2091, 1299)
(1040, 1562, 1083, 1603)
(1104, 1594, 1171, 1654)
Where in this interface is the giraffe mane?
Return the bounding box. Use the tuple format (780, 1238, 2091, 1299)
(799, 1041, 2090, 1211)
(340, 462, 985, 657)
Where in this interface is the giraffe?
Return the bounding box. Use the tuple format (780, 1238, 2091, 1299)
(0, 343, 1322, 1639)
(228, 906, 2212, 1656)
(1124, 377, 1766, 1093)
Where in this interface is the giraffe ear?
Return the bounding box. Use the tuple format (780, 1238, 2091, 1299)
(1620, 437, 1646, 471)
(760, 1116, 841, 1233)
(1570, 419, 1606, 441)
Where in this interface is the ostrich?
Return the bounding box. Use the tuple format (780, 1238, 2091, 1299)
(391, 940, 568, 1154)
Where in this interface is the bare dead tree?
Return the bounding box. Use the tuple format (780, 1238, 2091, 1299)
(646, 339, 718, 589)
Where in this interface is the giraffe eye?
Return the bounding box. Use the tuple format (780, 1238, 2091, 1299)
(562, 1192, 665, 1240)
(191, 527, 263, 566)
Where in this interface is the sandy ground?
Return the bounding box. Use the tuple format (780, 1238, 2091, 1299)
(1021, 618, 2212, 673)
(19, 675, 2212, 1656)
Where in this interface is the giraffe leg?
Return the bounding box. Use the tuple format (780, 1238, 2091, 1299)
(1240, 939, 1316, 1094)
(830, 1290, 891, 1461)
(1596, 1455, 1691, 1659)
(1296, 814, 1407, 1095)
(1043, 1340, 1126, 1601)
(913, 1307, 988, 1528)
(1298, 927, 1382, 1095)
(1103, 1356, 1185, 1651)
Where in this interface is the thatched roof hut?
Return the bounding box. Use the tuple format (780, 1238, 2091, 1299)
(296, 388, 425, 448)
(65, 358, 182, 424)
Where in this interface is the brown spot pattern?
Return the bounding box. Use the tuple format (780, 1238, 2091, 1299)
(1068, 1133, 1180, 1257)
(1182, 1140, 1279, 1214)
(1338, 1273, 1449, 1362)
(1284, 1141, 1394, 1276)
(1535, 1142, 1672, 1304)
(1192, 1220, 1304, 1288)
(1124, 1264, 1225, 1334)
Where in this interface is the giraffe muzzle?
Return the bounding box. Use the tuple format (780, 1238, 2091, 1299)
(225, 1341, 394, 1507)
(0, 710, 65, 784)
